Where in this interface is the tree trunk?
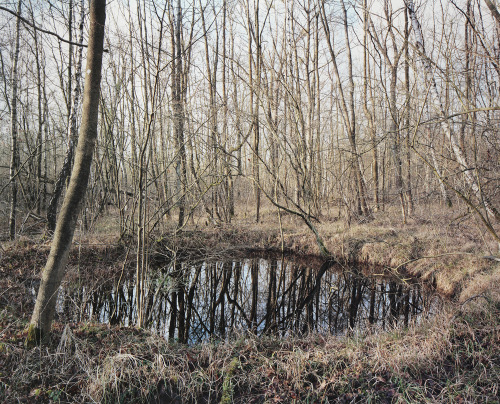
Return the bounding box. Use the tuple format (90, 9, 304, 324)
(406, 0, 500, 222)
(173, 0, 187, 229)
(46, 0, 85, 233)
(362, 0, 379, 212)
(321, 0, 369, 217)
(404, 8, 414, 215)
(31, 3, 45, 215)
(27, 0, 106, 346)
(9, 0, 22, 240)
(484, 0, 500, 26)
(389, 66, 406, 223)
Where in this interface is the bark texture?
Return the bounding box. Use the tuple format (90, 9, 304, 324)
(28, 0, 106, 345)
(9, 0, 22, 240)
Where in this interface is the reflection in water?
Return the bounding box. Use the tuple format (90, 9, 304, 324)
(52, 258, 438, 344)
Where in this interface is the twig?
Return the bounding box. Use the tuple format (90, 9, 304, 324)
(0, 6, 88, 49)
(459, 294, 490, 307)
(388, 252, 477, 273)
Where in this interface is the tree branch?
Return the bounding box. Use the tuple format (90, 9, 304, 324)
(0, 5, 108, 52)
(484, 0, 500, 25)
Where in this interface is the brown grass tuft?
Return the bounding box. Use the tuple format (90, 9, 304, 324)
(1, 202, 499, 402)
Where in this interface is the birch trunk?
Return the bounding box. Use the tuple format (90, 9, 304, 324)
(9, 0, 22, 240)
(406, 0, 500, 222)
(46, 0, 85, 232)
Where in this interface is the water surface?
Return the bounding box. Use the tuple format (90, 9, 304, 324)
(50, 256, 438, 344)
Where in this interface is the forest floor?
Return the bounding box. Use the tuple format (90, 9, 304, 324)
(0, 202, 499, 402)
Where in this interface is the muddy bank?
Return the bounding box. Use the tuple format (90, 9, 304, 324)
(1, 213, 499, 403)
(3, 211, 497, 303)
(150, 221, 497, 300)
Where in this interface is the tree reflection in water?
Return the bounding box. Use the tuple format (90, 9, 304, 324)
(52, 257, 438, 344)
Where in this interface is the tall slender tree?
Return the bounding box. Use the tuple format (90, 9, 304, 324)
(369, 1, 407, 222)
(320, 0, 370, 216)
(9, 0, 22, 240)
(46, 0, 85, 232)
(27, 0, 106, 345)
(405, 0, 500, 240)
(173, 0, 188, 229)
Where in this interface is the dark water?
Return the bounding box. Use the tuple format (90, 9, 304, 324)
(48, 257, 439, 344)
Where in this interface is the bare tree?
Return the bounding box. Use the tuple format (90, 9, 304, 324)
(362, 0, 379, 212)
(46, 0, 85, 233)
(27, 0, 106, 345)
(9, 0, 22, 240)
(405, 0, 500, 241)
(369, 1, 407, 222)
(320, 0, 370, 217)
(172, 0, 188, 229)
(246, 0, 263, 223)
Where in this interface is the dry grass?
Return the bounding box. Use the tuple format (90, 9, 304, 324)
(144, 202, 499, 299)
(1, 201, 499, 402)
(0, 293, 498, 403)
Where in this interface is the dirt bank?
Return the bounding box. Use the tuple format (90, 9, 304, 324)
(151, 206, 499, 301)
(1, 205, 498, 403)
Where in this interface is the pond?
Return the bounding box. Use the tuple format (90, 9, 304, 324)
(46, 256, 439, 344)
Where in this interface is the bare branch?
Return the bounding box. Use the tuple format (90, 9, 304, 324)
(0, 5, 90, 50)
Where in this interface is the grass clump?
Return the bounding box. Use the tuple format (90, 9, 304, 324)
(0, 293, 497, 402)
(1, 205, 499, 402)
(220, 357, 240, 404)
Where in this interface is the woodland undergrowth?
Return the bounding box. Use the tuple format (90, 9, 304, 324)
(1, 205, 499, 403)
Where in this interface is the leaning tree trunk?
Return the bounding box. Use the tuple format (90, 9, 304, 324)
(484, 0, 500, 26)
(27, 0, 106, 346)
(9, 0, 22, 240)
